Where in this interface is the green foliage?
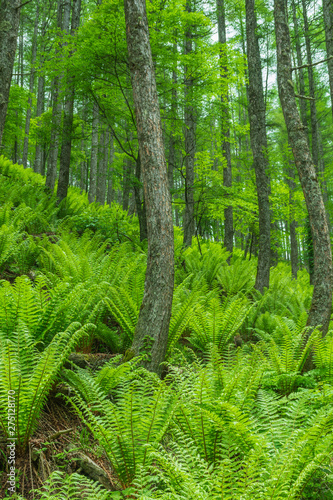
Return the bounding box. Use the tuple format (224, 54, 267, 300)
(64, 369, 178, 488)
(0, 320, 93, 450)
(188, 296, 251, 354)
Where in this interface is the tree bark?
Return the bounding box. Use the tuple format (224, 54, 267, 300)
(292, 0, 308, 130)
(245, 0, 271, 293)
(88, 102, 99, 203)
(0, 0, 21, 149)
(46, 0, 66, 191)
(96, 126, 108, 204)
(286, 158, 299, 278)
(183, 0, 196, 248)
(124, 0, 174, 374)
(274, 0, 333, 343)
(134, 153, 148, 241)
(107, 130, 114, 205)
(22, 0, 40, 168)
(57, 0, 81, 203)
(323, 0, 333, 122)
(217, 0, 233, 255)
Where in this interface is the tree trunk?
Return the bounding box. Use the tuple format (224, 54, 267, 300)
(107, 131, 114, 204)
(287, 159, 298, 278)
(124, 0, 174, 375)
(22, 0, 40, 168)
(183, 0, 196, 248)
(88, 102, 99, 203)
(96, 126, 108, 204)
(46, 0, 66, 191)
(274, 0, 333, 343)
(323, 0, 333, 122)
(122, 155, 133, 211)
(57, 0, 82, 203)
(134, 154, 148, 241)
(245, 0, 271, 293)
(34, 70, 45, 174)
(0, 0, 21, 148)
(292, 0, 308, 130)
(217, 0, 233, 255)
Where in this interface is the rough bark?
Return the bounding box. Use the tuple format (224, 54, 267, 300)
(183, 0, 196, 248)
(88, 102, 99, 203)
(274, 0, 332, 342)
(0, 0, 21, 149)
(217, 0, 233, 255)
(245, 0, 271, 293)
(124, 0, 174, 374)
(57, 0, 81, 203)
(22, 0, 39, 168)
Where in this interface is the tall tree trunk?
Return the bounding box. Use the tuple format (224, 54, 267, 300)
(79, 104, 86, 191)
(88, 102, 99, 203)
(245, 0, 271, 293)
(0, 0, 21, 148)
(323, 0, 333, 122)
(292, 0, 308, 130)
(302, 0, 319, 168)
(124, 0, 174, 374)
(34, 69, 45, 174)
(168, 52, 177, 194)
(274, 0, 333, 344)
(57, 0, 82, 203)
(217, 0, 233, 255)
(22, 0, 40, 168)
(46, 0, 66, 191)
(183, 0, 196, 248)
(122, 155, 132, 211)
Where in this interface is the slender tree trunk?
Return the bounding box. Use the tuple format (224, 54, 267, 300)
(107, 131, 114, 204)
(123, 155, 133, 211)
(286, 158, 299, 278)
(124, 0, 174, 374)
(57, 0, 82, 203)
(134, 154, 148, 241)
(292, 0, 308, 130)
(0, 0, 21, 148)
(168, 52, 177, 194)
(34, 69, 45, 174)
(217, 0, 233, 255)
(245, 0, 271, 293)
(46, 0, 66, 191)
(274, 0, 333, 345)
(183, 0, 196, 248)
(79, 104, 86, 191)
(323, 0, 333, 122)
(88, 102, 99, 203)
(22, 0, 40, 168)
(96, 126, 108, 204)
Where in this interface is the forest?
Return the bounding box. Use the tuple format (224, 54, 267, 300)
(1, 0, 333, 497)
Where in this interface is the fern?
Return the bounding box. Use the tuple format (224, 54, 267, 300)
(0, 321, 94, 450)
(63, 369, 179, 488)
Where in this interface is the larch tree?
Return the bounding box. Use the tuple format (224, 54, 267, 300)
(274, 0, 333, 351)
(0, 0, 21, 148)
(124, 0, 174, 374)
(245, 0, 271, 293)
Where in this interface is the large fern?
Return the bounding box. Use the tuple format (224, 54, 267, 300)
(0, 321, 93, 450)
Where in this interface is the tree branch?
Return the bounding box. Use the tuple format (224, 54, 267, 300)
(295, 93, 315, 101)
(292, 55, 333, 72)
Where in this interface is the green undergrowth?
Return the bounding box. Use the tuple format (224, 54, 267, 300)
(0, 156, 332, 499)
